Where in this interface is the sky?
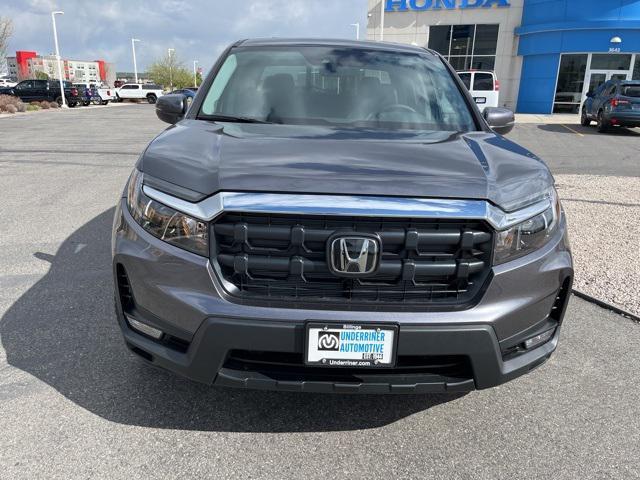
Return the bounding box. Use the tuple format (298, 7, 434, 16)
(3, 0, 370, 73)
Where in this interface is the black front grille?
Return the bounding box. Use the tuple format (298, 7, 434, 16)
(224, 350, 473, 382)
(211, 212, 493, 309)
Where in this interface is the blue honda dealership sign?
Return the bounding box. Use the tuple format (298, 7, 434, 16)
(385, 0, 511, 11)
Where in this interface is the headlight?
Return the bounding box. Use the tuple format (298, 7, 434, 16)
(126, 169, 208, 256)
(494, 188, 561, 265)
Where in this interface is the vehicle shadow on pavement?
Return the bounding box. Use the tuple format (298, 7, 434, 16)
(537, 124, 640, 136)
(0, 208, 464, 433)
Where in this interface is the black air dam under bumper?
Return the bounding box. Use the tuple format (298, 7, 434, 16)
(116, 310, 561, 394)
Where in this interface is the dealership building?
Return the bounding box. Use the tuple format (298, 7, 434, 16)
(367, 0, 640, 113)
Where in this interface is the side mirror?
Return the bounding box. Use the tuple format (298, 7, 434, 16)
(484, 107, 515, 136)
(155, 94, 188, 124)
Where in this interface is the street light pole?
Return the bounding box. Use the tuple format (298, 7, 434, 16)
(380, 0, 385, 41)
(168, 48, 175, 91)
(51, 11, 66, 108)
(193, 60, 199, 88)
(350, 23, 360, 40)
(131, 38, 140, 83)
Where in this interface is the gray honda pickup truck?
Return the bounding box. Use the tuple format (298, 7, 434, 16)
(111, 38, 573, 393)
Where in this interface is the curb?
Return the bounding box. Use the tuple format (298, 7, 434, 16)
(572, 289, 640, 322)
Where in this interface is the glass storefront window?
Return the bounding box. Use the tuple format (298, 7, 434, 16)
(448, 56, 471, 71)
(553, 54, 588, 114)
(428, 26, 450, 56)
(470, 56, 495, 71)
(474, 25, 499, 56)
(590, 54, 632, 71)
(586, 72, 607, 95)
(450, 25, 474, 57)
(427, 24, 498, 72)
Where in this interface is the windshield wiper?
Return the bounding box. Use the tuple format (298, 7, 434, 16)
(200, 114, 274, 124)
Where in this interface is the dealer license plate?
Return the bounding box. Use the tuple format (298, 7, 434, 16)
(305, 323, 397, 368)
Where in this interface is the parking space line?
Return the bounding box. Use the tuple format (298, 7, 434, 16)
(560, 124, 584, 137)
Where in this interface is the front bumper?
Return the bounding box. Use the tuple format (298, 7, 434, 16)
(112, 198, 573, 393)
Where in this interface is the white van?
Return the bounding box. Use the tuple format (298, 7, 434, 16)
(457, 71, 500, 112)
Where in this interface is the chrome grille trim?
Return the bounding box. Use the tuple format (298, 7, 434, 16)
(142, 186, 552, 231)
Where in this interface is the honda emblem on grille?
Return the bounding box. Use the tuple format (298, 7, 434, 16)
(327, 234, 381, 277)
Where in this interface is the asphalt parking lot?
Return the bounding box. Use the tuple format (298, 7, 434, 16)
(1, 106, 639, 479)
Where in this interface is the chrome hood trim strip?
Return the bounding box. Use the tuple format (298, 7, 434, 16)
(143, 186, 551, 231)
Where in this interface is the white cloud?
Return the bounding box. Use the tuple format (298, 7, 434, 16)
(4, 0, 368, 73)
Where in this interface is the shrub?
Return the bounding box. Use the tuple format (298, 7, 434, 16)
(49, 101, 59, 109)
(26, 104, 40, 111)
(4, 104, 17, 114)
(39, 101, 50, 109)
(16, 101, 26, 112)
(0, 94, 24, 113)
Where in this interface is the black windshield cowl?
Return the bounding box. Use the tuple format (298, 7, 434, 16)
(199, 114, 276, 124)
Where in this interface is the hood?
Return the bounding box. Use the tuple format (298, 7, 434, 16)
(139, 120, 553, 212)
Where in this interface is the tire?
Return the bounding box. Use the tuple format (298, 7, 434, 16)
(68, 102, 77, 108)
(597, 110, 608, 133)
(101, 100, 109, 105)
(580, 107, 591, 126)
(82, 101, 90, 106)
(55, 96, 63, 106)
(147, 94, 157, 104)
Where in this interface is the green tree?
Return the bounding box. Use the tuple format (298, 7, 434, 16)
(147, 50, 195, 90)
(35, 70, 49, 80)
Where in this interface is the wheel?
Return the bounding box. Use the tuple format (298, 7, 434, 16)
(55, 96, 63, 106)
(147, 94, 157, 104)
(68, 102, 77, 108)
(101, 100, 109, 105)
(82, 101, 90, 106)
(580, 107, 591, 126)
(597, 110, 608, 133)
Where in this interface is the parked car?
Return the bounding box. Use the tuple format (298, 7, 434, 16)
(0, 79, 79, 107)
(115, 83, 164, 104)
(168, 88, 197, 107)
(0, 77, 17, 88)
(169, 88, 197, 98)
(581, 79, 640, 132)
(457, 70, 500, 112)
(74, 82, 116, 106)
(113, 39, 572, 394)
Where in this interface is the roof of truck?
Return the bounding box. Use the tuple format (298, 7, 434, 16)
(235, 38, 433, 55)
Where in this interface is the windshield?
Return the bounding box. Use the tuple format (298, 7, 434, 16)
(199, 46, 476, 132)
